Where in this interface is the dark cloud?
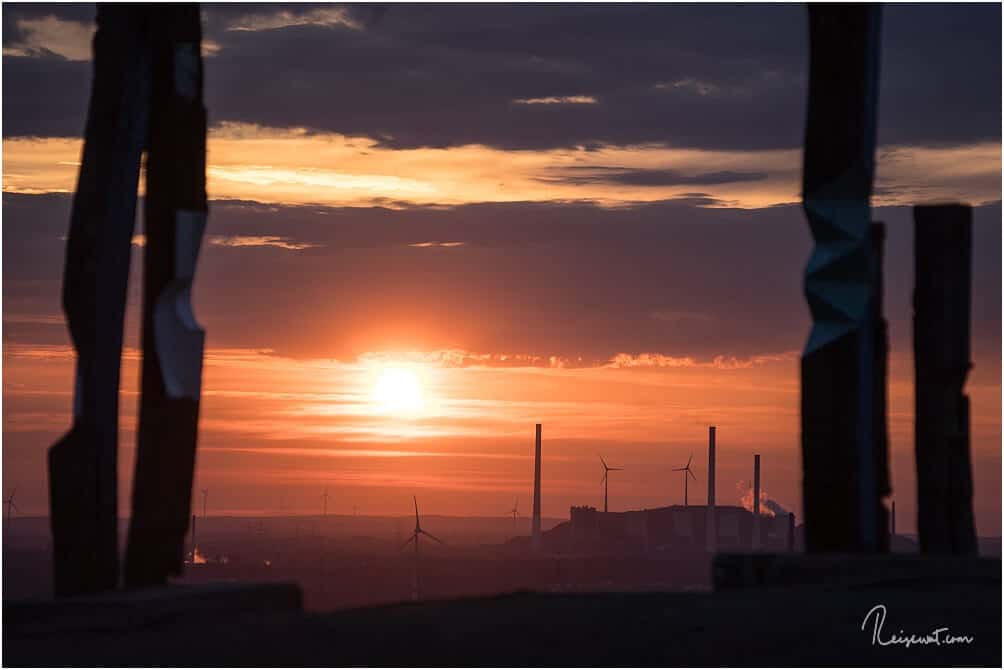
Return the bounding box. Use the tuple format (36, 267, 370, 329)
(4, 193, 1000, 376)
(3, 4, 999, 151)
(2, 55, 89, 137)
(539, 167, 768, 187)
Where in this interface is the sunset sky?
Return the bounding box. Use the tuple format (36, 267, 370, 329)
(2, 4, 1001, 535)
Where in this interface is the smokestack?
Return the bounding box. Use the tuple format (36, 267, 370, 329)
(707, 427, 716, 506)
(752, 454, 761, 550)
(532, 423, 542, 549)
(705, 426, 717, 553)
(788, 512, 795, 552)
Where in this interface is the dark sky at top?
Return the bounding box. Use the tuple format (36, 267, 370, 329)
(3, 3, 1001, 149)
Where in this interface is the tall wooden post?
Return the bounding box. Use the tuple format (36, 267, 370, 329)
(913, 204, 976, 555)
(800, 5, 889, 552)
(124, 4, 208, 588)
(48, 7, 153, 597)
(872, 222, 891, 521)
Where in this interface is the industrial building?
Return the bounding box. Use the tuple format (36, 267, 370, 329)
(543, 504, 793, 555)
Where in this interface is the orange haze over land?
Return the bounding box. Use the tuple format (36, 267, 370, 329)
(3, 336, 1001, 535)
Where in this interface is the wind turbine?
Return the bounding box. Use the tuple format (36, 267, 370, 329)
(5, 488, 19, 524)
(400, 496, 443, 600)
(600, 458, 623, 513)
(509, 497, 520, 530)
(673, 454, 697, 506)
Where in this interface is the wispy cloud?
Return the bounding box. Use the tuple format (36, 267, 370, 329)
(208, 235, 319, 250)
(408, 241, 466, 248)
(512, 95, 597, 105)
(3, 16, 221, 60)
(3, 16, 93, 61)
(654, 78, 719, 97)
(3, 127, 998, 210)
(540, 166, 768, 187)
(606, 351, 799, 370)
(225, 8, 360, 32)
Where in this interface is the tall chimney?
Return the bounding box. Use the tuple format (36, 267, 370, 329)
(705, 426, 717, 552)
(532, 423, 542, 549)
(707, 426, 716, 506)
(752, 454, 761, 550)
(788, 512, 796, 552)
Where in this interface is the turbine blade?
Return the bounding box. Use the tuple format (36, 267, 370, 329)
(420, 529, 445, 544)
(600, 457, 608, 469)
(413, 496, 419, 524)
(400, 534, 417, 550)
(687, 453, 693, 468)
(688, 469, 697, 481)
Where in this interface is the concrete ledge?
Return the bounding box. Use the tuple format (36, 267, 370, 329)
(4, 582, 302, 637)
(713, 552, 1001, 591)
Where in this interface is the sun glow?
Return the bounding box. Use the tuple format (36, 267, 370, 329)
(373, 367, 424, 414)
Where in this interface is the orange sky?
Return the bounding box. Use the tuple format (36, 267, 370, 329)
(3, 336, 1000, 535)
(2, 3, 1000, 538)
(3, 129, 1001, 210)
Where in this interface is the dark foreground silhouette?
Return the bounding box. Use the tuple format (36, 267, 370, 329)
(5, 574, 999, 666)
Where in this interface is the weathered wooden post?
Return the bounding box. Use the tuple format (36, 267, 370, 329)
(800, 5, 889, 553)
(49, 5, 208, 595)
(890, 500, 896, 541)
(125, 3, 208, 589)
(48, 6, 153, 597)
(913, 204, 977, 555)
(871, 222, 891, 522)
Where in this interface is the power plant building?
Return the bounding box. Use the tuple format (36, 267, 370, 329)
(544, 504, 791, 555)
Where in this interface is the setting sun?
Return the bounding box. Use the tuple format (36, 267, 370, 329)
(372, 368, 424, 414)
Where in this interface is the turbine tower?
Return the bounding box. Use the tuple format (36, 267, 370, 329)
(510, 497, 519, 528)
(5, 488, 19, 524)
(673, 454, 697, 506)
(531, 423, 542, 549)
(600, 457, 623, 513)
(400, 496, 443, 600)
